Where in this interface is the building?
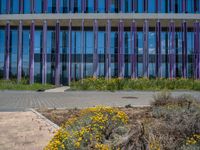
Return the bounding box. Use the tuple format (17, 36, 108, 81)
(0, 0, 199, 85)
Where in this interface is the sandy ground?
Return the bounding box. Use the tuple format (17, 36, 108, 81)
(0, 111, 56, 150)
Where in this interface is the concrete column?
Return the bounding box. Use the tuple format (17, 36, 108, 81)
(81, 20, 85, 81)
(143, 20, 149, 78)
(93, 19, 99, 78)
(55, 21, 60, 86)
(42, 20, 47, 84)
(19, 0, 23, 14)
(106, 20, 111, 79)
(131, 21, 137, 79)
(156, 20, 162, 78)
(4, 21, 10, 80)
(169, 21, 176, 79)
(182, 21, 187, 78)
(29, 21, 35, 84)
(118, 20, 124, 78)
(6, 0, 10, 14)
(17, 20, 23, 82)
(68, 20, 72, 85)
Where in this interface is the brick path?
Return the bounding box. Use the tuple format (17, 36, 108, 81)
(0, 91, 199, 111)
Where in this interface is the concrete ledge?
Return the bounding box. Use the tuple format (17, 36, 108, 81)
(0, 13, 199, 26)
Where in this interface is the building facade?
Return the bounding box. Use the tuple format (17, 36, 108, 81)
(0, 0, 200, 85)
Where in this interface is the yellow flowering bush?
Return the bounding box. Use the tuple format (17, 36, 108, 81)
(45, 106, 128, 150)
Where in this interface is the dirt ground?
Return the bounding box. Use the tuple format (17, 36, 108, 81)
(0, 111, 56, 150)
(39, 107, 152, 126)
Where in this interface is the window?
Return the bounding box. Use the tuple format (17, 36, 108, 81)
(110, 0, 119, 13)
(98, 0, 105, 13)
(35, 0, 43, 13)
(0, 0, 7, 14)
(23, 0, 31, 13)
(0, 29, 5, 77)
(86, 0, 94, 13)
(148, 0, 155, 13)
(10, 0, 19, 14)
(124, 0, 132, 13)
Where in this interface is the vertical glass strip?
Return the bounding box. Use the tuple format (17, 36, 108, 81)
(143, 20, 149, 78)
(29, 21, 35, 84)
(4, 21, 10, 80)
(42, 20, 47, 84)
(93, 19, 98, 77)
(55, 21, 60, 85)
(17, 20, 22, 82)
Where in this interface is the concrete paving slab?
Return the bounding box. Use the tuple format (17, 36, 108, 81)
(0, 111, 56, 150)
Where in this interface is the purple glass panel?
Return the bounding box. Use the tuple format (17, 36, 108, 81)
(156, 20, 162, 78)
(118, 20, 124, 78)
(68, 20, 72, 85)
(169, 21, 176, 79)
(4, 21, 10, 80)
(43, 0, 47, 13)
(29, 21, 35, 84)
(19, 0, 23, 14)
(131, 21, 137, 78)
(56, 0, 60, 13)
(182, 21, 187, 78)
(93, 19, 98, 78)
(6, 0, 10, 14)
(82, 0, 85, 13)
(81, 20, 84, 80)
(55, 21, 60, 85)
(42, 20, 47, 84)
(31, 0, 34, 13)
(17, 20, 23, 82)
(106, 20, 111, 79)
(143, 20, 149, 78)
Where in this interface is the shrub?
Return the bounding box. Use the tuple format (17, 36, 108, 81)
(45, 106, 128, 150)
(70, 78, 200, 91)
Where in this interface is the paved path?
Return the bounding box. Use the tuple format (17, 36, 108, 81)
(0, 91, 200, 111)
(0, 111, 55, 150)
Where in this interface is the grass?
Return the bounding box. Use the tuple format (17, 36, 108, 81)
(71, 78, 200, 91)
(0, 79, 55, 91)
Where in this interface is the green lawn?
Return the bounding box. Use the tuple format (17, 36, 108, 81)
(71, 78, 200, 91)
(0, 79, 55, 91)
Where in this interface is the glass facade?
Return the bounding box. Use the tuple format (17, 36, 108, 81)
(0, 0, 200, 85)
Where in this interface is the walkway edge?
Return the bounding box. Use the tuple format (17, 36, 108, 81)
(29, 108, 60, 130)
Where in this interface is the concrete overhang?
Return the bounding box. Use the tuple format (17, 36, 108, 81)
(0, 13, 199, 27)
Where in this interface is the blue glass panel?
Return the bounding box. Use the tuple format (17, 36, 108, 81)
(62, 0, 69, 12)
(48, 0, 56, 13)
(35, 0, 43, 13)
(98, 31, 105, 76)
(138, 0, 144, 13)
(98, 0, 105, 13)
(186, 0, 194, 13)
(74, 0, 81, 13)
(110, 0, 119, 13)
(24, 0, 31, 14)
(138, 32, 143, 77)
(149, 32, 156, 77)
(148, 0, 155, 13)
(22, 30, 30, 78)
(161, 0, 166, 13)
(0, 0, 7, 14)
(124, 0, 132, 13)
(10, 0, 19, 14)
(86, 0, 94, 13)
(0, 29, 5, 77)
